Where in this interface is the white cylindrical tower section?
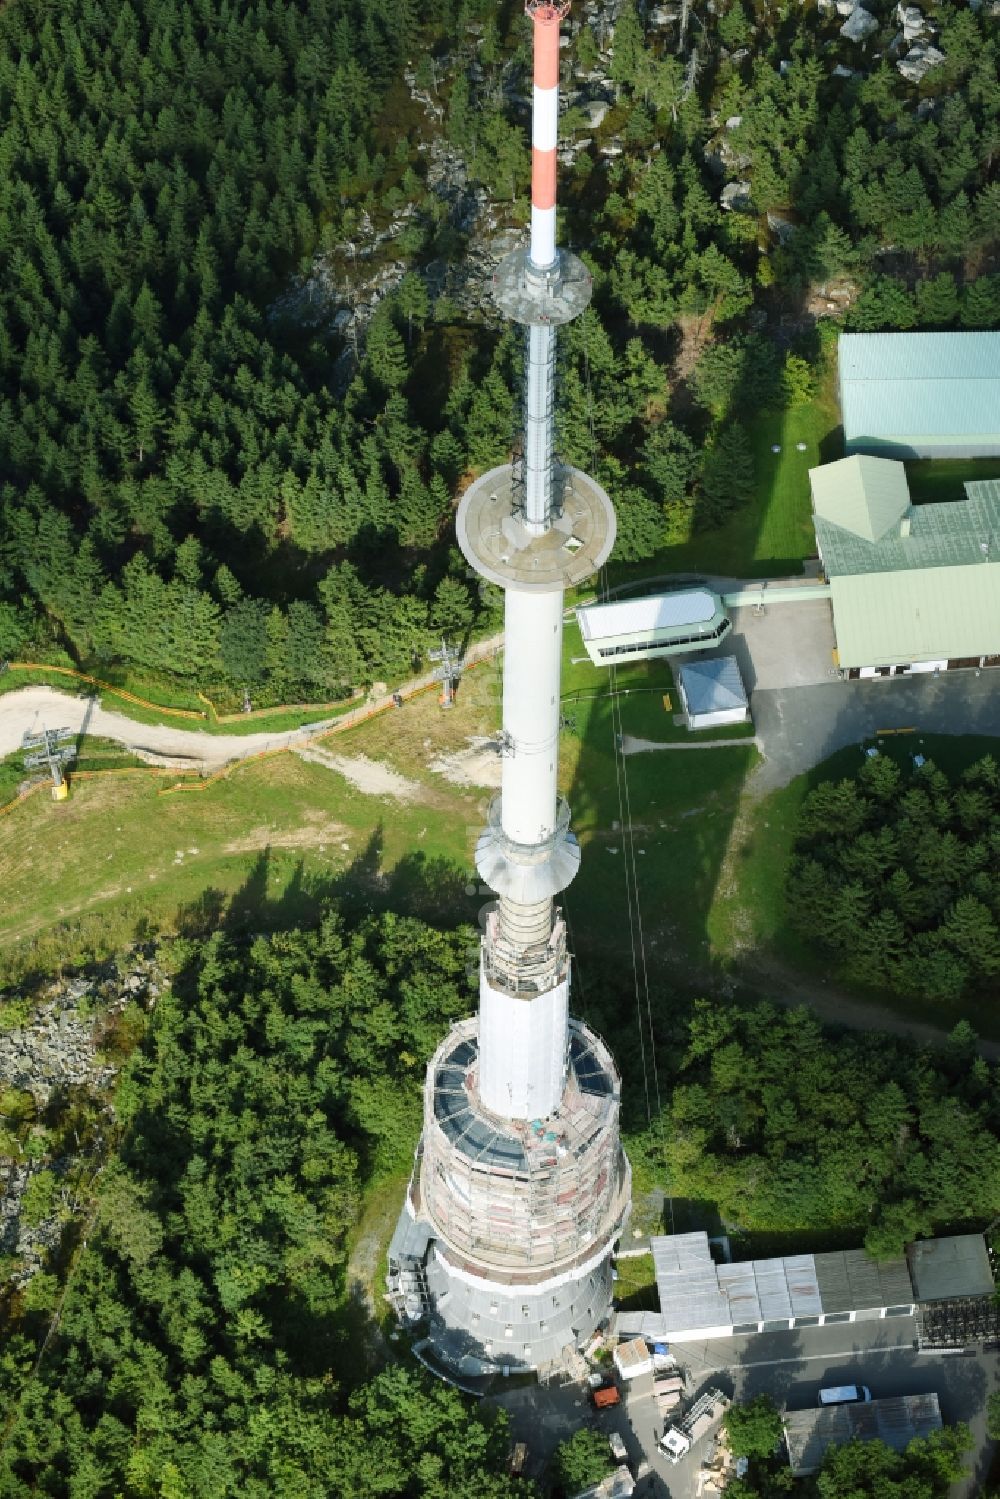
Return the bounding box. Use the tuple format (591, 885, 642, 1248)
(501, 588, 563, 848)
(478, 965, 569, 1118)
(528, 3, 563, 270)
(524, 322, 555, 529)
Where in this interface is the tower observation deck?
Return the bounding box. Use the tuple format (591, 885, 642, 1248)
(388, 2, 630, 1379)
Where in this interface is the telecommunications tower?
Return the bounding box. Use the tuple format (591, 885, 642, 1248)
(388, 1, 630, 1377)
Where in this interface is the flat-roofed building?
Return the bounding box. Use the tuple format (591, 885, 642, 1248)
(840, 331, 1000, 458)
(576, 590, 731, 665)
(615, 1232, 914, 1345)
(810, 457, 1000, 674)
(908, 1234, 994, 1303)
(783, 1393, 943, 1477)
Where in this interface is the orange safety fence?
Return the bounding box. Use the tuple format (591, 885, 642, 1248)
(5, 663, 205, 719)
(2, 645, 503, 811)
(4, 663, 363, 729)
(0, 780, 49, 819)
(197, 689, 364, 724)
(0, 764, 206, 821)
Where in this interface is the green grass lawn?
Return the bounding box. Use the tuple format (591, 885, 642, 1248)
(905, 457, 1000, 505)
(607, 374, 841, 587)
(0, 627, 759, 1007)
(612, 1252, 658, 1313)
(561, 652, 760, 992)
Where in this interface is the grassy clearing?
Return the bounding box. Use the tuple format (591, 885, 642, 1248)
(612, 1252, 658, 1313)
(0, 629, 757, 999)
(561, 645, 760, 989)
(608, 371, 840, 586)
(0, 667, 507, 978)
(906, 457, 1000, 505)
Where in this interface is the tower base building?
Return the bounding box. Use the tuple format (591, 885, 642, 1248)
(389, 1017, 630, 1376)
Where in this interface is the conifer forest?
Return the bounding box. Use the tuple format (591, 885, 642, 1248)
(1, 0, 999, 1494)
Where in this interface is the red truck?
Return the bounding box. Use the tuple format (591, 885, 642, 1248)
(592, 1383, 621, 1409)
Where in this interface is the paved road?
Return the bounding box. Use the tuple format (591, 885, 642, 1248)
(638, 591, 1000, 792)
(751, 671, 1000, 792)
(619, 1320, 999, 1498)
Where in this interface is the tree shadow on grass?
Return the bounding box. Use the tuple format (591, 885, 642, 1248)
(172, 824, 477, 943)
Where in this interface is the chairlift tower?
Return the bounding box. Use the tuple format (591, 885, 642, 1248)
(22, 726, 76, 801)
(428, 639, 462, 708)
(389, 3, 630, 1379)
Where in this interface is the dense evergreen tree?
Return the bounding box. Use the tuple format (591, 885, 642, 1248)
(786, 756, 1000, 1002)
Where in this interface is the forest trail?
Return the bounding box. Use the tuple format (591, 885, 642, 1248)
(738, 950, 1000, 1062)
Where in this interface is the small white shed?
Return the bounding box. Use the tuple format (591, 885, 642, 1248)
(678, 657, 749, 730)
(613, 1335, 654, 1382)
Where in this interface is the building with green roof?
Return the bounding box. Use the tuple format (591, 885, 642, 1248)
(839, 331, 1000, 458)
(810, 456, 1000, 674)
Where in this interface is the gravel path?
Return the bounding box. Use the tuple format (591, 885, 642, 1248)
(0, 686, 340, 768)
(0, 633, 505, 774)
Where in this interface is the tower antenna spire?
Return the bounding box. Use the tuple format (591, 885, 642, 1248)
(388, 1, 630, 1379)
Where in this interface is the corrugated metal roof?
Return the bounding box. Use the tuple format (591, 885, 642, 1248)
(908, 1234, 994, 1302)
(783, 1394, 942, 1476)
(813, 1249, 913, 1313)
(577, 590, 718, 642)
(840, 332, 1000, 445)
(817, 479, 1000, 577)
(830, 564, 1000, 668)
(653, 1232, 731, 1334)
(810, 456, 910, 542)
(841, 331, 1000, 382)
(679, 656, 747, 715)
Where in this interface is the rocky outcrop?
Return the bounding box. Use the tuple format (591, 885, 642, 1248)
(897, 40, 946, 81)
(840, 4, 879, 41)
(0, 953, 164, 1287)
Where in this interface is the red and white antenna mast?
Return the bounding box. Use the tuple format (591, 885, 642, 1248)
(526, 2, 570, 270)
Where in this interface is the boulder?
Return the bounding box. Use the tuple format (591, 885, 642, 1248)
(896, 3, 929, 38)
(896, 41, 945, 80)
(721, 180, 754, 212)
(584, 99, 611, 129)
(841, 4, 879, 40)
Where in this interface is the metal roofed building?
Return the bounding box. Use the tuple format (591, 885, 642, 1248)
(677, 656, 749, 730)
(908, 1234, 994, 1303)
(783, 1394, 943, 1477)
(576, 589, 731, 665)
(810, 460, 1000, 673)
(839, 331, 1000, 458)
(616, 1232, 914, 1344)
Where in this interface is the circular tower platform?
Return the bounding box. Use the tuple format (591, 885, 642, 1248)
(456, 462, 615, 593)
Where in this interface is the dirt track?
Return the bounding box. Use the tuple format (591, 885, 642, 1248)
(0, 635, 506, 774)
(0, 686, 340, 768)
